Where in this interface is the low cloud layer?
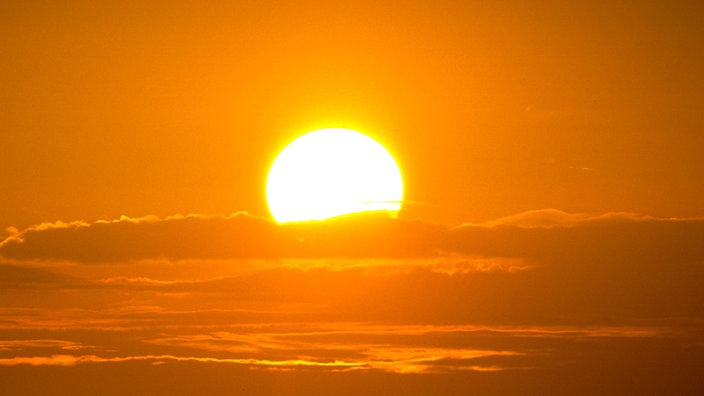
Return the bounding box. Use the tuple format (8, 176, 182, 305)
(0, 213, 442, 262)
(1, 210, 703, 394)
(1, 209, 703, 325)
(2, 209, 703, 264)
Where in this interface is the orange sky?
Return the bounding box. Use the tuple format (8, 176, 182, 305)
(2, 1, 704, 395)
(2, 0, 703, 229)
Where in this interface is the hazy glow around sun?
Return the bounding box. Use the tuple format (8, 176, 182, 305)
(266, 128, 404, 223)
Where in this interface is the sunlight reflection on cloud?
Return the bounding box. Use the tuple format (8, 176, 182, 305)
(0, 322, 675, 373)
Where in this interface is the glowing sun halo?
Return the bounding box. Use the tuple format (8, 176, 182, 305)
(266, 128, 404, 223)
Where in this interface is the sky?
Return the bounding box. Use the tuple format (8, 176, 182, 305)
(2, 1, 704, 394)
(2, 0, 703, 227)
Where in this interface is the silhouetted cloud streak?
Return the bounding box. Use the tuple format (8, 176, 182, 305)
(3, 210, 703, 264)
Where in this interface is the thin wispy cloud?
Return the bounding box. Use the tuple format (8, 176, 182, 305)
(478, 208, 665, 228)
(0, 322, 675, 373)
(0, 339, 94, 352)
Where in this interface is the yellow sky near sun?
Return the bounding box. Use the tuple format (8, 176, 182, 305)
(1, 0, 703, 229)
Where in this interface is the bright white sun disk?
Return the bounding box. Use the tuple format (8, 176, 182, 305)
(266, 128, 403, 223)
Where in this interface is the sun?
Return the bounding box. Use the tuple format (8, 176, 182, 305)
(266, 128, 404, 223)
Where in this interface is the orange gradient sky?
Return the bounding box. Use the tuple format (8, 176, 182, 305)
(2, 0, 703, 229)
(2, 1, 704, 395)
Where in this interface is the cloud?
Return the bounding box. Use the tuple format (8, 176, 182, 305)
(2, 209, 703, 324)
(0, 353, 365, 369)
(447, 211, 704, 261)
(0, 263, 87, 291)
(0, 212, 442, 262)
(0, 352, 463, 373)
(0, 322, 670, 373)
(478, 208, 659, 228)
(0, 339, 93, 352)
(3, 209, 704, 264)
(0, 213, 300, 262)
